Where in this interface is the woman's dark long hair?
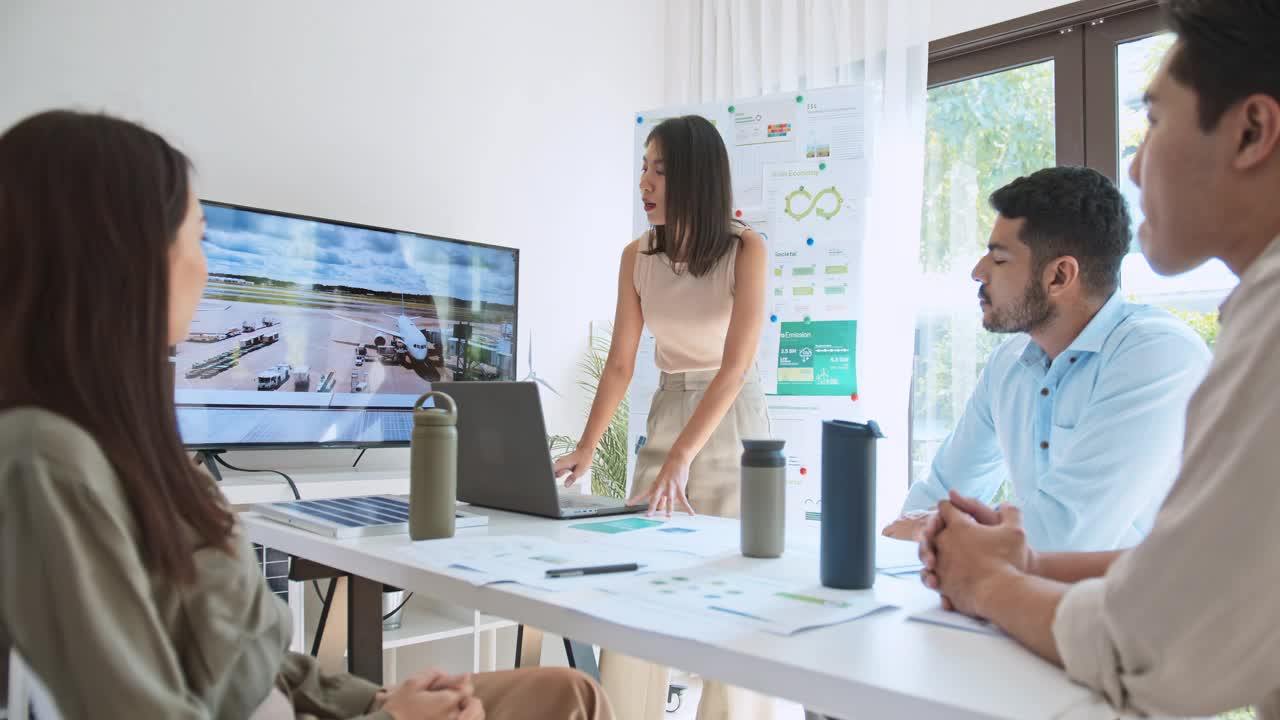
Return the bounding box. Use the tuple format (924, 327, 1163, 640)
(0, 110, 233, 583)
(644, 115, 738, 277)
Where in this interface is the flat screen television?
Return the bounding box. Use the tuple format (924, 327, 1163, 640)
(175, 200, 518, 449)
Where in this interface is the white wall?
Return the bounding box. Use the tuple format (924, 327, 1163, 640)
(0, 0, 664, 473)
(930, 0, 1078, 40)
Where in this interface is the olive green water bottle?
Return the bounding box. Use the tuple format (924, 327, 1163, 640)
(409, 390, 457, 541)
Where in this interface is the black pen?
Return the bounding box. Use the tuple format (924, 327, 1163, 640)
(545, 562, 640, 578)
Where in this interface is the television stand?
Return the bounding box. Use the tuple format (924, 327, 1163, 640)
(195, 450, 225, 482)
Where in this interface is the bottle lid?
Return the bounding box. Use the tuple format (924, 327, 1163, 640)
(742, 438, 786, 453)
(413, 390, 457, 426)
(823, 419, 885, 438)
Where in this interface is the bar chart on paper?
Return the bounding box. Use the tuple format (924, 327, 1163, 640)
(597, 570, 893, 636)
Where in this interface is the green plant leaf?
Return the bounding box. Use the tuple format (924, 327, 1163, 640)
(547, 323, 632, 499)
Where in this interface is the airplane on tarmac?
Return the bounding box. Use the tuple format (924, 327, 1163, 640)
(328, 295, 430, 361)
(328, 309, 429, 362)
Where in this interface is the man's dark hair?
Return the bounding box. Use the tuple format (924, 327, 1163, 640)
(989, 166, 1131, 298)
(1164, 0, 1280, 131)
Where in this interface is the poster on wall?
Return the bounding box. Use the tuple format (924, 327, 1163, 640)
(759, 156, 865, 399)
(776, 320, 857, 396)
(627, 86, 867, 527)
(729, 97, 800, 208)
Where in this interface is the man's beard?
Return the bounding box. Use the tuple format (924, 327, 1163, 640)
(981, 279, 1056, 334)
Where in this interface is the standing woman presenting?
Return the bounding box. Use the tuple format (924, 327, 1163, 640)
(553, 116, 774, 719)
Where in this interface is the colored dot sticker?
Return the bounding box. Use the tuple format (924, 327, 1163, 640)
(806, 237, 815, 246)
(770, 314, 778, 323)
(819, 162, 827, 170)
(728, 105, 736, 113)
(850, 393, 859, 402)
(800, 468, 808, 476)
(636, 116, 644, 124)
(796, 95, 804, 103)
(735, 209, 743, 218)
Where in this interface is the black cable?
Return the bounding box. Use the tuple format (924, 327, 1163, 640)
(212, 454, 302, 501)
(208, 455, 327, 604)
(209, 458, 407, 645)
(383, 591, 413, 621)
(311, 577, 337, 658)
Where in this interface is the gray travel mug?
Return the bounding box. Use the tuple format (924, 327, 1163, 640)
(820, 419, 884, 589)
(740, 439, 786, 558)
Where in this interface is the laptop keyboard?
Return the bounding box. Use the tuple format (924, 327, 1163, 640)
(559, 493, 622, 508)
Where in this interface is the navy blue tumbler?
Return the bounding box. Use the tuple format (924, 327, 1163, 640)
(819, 419, 885, 590)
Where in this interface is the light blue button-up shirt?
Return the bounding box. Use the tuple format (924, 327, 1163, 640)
(904, 292, 1211, 552)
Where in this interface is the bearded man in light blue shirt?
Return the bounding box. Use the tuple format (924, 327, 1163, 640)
(885, 166, 1210, 552)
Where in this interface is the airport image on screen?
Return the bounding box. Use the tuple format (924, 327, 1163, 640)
(176, 201, 518, 449)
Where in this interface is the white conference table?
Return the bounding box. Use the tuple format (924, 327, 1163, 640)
(243, 506, 1118, 720)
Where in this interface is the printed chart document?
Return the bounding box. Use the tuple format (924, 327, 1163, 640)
(397, 535, 698, 592)
(775, 319, 858, 396)
(760, 159, 866, 397)
(597, 570, 894, 636)
(802, 90, 866, 162)
(731, 97, 800, 207)
(565, 516, 741, 558)
(763, 161, 866, 320)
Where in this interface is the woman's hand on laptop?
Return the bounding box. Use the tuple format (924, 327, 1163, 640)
(554, 444, 595, 488)
(627, 454, 695, 518)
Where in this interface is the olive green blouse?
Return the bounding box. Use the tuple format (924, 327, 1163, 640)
(0, 407, 390, 719)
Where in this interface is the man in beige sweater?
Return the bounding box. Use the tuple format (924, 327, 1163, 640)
(920, 1, 1280, 718)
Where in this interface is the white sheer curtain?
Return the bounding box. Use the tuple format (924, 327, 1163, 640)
(660, 0, 930, 526)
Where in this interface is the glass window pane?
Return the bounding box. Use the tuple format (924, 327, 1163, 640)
(912, 61, 1056, 484)
(1117, 33, 1237, 321)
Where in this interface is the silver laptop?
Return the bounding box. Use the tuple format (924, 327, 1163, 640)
(433, 381, 644, 519)
(253, 494, 488, 539)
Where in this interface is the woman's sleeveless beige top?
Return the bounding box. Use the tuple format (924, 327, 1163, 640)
(632, 222, 747, 373)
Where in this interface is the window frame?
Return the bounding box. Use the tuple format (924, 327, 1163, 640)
(928, 0, 1163, 172)
(929, 23, 1085, 166)
(1082, 6, 1165, 178)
